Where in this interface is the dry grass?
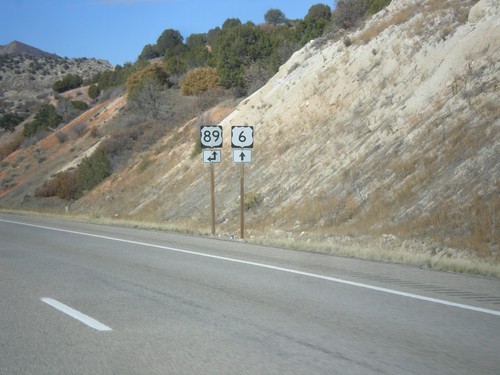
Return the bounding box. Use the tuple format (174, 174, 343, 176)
(0, 133, 24, 161)
(409, 195, 499, 259)
(298, 195, 335, 227)
(389, 156, 417, 179)
(3, 207, 498, 277)
(355, 0, 478, 45)
(249, 233, 500, 278)
(355, 6, 417, 45)
(412, 16, 427, 37)
(285, 95, 498, 261)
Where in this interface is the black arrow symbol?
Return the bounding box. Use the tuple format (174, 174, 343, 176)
(208, 151, 218, 162)
(239, 152, 245, 161)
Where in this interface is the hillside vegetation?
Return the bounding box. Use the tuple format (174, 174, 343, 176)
(0, 45, 111, 114)
(0, 0, 498, 275)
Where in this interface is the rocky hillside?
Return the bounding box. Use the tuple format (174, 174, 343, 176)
(0, 0, 498, 269)
(0, 41, 112, 114)
(78, 0, 498, 256)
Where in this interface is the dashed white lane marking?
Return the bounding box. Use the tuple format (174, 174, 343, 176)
(2, 218, 500, 317)
(41, 298, 112, 332)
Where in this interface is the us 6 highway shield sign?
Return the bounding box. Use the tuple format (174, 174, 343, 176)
(231, 126, 253, 148)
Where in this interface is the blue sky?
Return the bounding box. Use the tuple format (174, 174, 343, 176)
(0, 0, 331, 66)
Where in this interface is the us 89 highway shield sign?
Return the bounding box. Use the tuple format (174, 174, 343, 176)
(200, 125, 223, 149)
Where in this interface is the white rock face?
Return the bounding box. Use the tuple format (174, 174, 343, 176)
(111, 0, 497, 253)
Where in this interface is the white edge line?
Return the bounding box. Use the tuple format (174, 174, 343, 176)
(3, 218, 500, 317)
(41, 298, 112, 332)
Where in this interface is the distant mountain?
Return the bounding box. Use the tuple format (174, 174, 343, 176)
(0, 40, 58, 58)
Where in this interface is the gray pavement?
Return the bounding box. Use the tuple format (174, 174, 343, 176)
(1, 213, 499, 374)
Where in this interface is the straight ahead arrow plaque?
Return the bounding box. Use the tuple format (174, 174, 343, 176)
(233, 149, 252, 163)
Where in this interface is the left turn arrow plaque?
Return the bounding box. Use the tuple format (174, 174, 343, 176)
(202, 150, 222, 163)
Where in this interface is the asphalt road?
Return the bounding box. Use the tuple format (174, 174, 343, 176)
(1, 213, 499, 374)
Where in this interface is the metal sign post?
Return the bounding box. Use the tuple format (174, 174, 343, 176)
(200, 125, 223, 236)
(210, 163, 215, 236)
(240, 163, 245, 239)
(231, 126, 254, 239)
